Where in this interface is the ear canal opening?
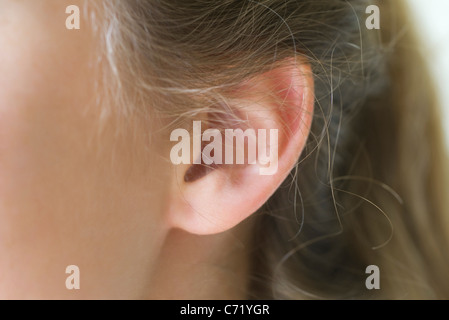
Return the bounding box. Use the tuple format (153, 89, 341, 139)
(184, 163, 218, 183)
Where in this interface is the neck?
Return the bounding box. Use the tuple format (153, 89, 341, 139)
(146, 220, 252, 299)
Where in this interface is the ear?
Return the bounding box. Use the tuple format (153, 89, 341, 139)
(167, 60, 314, 235)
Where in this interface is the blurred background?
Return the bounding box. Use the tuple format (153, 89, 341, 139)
(407, 0, 449, 149)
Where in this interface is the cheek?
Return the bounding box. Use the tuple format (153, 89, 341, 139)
(0, 1, 94, 226)
(0, 1, 170, 298)
(0, 0, 95, 202)
(0, 1, 153, 298)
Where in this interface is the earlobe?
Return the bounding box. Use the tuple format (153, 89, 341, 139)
(167, 61, 314, 235)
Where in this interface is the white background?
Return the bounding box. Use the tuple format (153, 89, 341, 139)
(407, 0, 449, 149)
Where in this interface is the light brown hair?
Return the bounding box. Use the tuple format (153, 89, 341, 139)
(94, 0, 449, 299)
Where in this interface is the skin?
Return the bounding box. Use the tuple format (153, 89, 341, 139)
(0, 0, 251, 299)
(0, 0, 164, 299)
(0, 0, 313, 299)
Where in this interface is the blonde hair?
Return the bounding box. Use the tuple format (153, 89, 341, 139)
(94, 0, 449, 299)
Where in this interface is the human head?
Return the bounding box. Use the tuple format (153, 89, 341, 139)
(0, 0, 448, 299)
